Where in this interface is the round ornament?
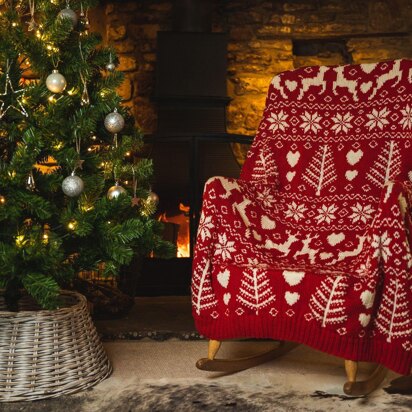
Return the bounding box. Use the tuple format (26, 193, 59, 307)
(58, 6, 78, 28)
(104, 110, 125, 134)
(62, 172, 84, 197)
(147, 191, 159, 206)
(107, 182, 127, 200)
(0, 195, 5, 204)
(46, 70, 67, 93)
(105, 62, 116, 72)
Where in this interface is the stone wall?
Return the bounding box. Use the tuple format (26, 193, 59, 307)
(102, 0, 412, 136)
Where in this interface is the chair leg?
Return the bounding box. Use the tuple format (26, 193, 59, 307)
(196, 340, 299, 373)
(343, 360, 387, 396)
(208, 339, 221, 360)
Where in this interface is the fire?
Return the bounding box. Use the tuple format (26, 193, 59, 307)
(158, 203, 190, 257)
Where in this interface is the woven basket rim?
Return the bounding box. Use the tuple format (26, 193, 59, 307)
(0, 290, 86, 316)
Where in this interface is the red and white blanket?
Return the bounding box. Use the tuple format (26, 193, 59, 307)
(192, 59, 412, 375)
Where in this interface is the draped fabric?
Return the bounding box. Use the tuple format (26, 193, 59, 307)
(192, 59, 412, 375)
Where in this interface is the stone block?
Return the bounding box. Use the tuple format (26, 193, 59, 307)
(232, 75, 273, 95)
(108, 25, 126, 41)
(141, 24, 160, 40)
(283, 2, 317, 12)
(115, 40, 135, 54)
(117, 77, 133, 101)
(118, 56, 138, 72)
(144, 53, 156, 63)
(256, 25, 292, 38)
(230, 26, 254, 41)
(281, 14, 296, 25)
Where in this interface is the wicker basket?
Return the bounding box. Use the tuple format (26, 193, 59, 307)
(0, 290, 112, 402)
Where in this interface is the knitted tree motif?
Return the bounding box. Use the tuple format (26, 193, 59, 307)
(237, 268, 276, 315)
(366, 140, 402, 188)
(251, 146, 278, 184)
(309, 275, 348, 327)
(192, 257, 218, 315)
(302, 144, 336, 195)
(375, 278, 412, 342)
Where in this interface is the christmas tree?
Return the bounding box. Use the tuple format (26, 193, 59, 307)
(0, 0, 174, 310)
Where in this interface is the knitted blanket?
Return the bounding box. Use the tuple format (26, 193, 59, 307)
(191, 59, 412, 375)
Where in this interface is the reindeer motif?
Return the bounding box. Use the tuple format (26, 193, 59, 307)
(265, 231, 299, 256)
(294, 234, 320, 264)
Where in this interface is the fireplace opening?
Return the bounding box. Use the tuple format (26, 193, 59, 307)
(158, 203, 191, 258)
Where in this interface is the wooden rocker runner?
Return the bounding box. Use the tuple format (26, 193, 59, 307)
(196, 340, 388, 396)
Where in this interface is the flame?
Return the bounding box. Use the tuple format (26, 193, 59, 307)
(159, 203, 190, 257)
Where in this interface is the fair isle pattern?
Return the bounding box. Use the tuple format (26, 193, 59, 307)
(191, 59, 412, 375)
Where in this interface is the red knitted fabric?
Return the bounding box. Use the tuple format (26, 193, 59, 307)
(191, 59, 412, 375)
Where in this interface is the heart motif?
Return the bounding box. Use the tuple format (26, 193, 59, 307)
(285, 80, 297, 91)
(327, 232, 345, 246)
(360, 81, 373, 93)
(345, 170, 358, 181)
(360, 290, 375, 309)
(287, 151, 300, 168)
(346, 149, 363, 165)
(223, 293, 231, 305)
(359, 313, 371, 327)
(408, 171, 412, 182)
(261, 215, 276, 230)
(286, 171, 296, 182)
(285, 291, 300, 306)
(282, 270, 305, 286)
(217, 269, 230, 288)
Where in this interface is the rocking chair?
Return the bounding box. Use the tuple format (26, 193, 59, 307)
(191, 59, 412, 396)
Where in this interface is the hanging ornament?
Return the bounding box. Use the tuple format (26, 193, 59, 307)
(104, 108, 125, 134)
(78, 43, 90, 106)
(62, 171, 84, 197)
(131, 167, 139, 206)
(46, 69, 67, 93)
(105, 52, 116, 72)
(79, 3, 90, 34)
(0, 195, 6, 205)
(26, 171, 36, 191)
(0, 59, 29, 119)
(80, 72, 90, 106)
(27, 0, 38, 31)
(147, 191, 159, 206)
(58, 1, 78, 29)
(107, 181, 127, 200)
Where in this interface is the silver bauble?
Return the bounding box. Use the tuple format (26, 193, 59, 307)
(105, 62, 116, 72)
(107, 182, 127, 200)
(46, 70, 67, 93)
(148, 191, 159, 206)
(104, 111, 125, 134)
(62, 173, 84, 197)
(57, 7, 78, 28)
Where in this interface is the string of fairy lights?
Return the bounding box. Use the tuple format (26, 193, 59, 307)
(0, 0, 160, 238)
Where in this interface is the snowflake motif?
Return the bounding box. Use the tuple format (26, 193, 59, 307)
(400, 105, 412, 130)
(214, 233, 236, 261)
(267, 110, 289, 132)
(331, 112, 353, 134)
(256, 187, 276, 209)
(349, 203, 375, 224)
(371, 231, 392, 262)
(365, 107, 390, 130)
(197, 214, 214, 241)
(299, 111, 322, 134)
(285, 201, 307, 222)
(315, 204, 338, 224)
